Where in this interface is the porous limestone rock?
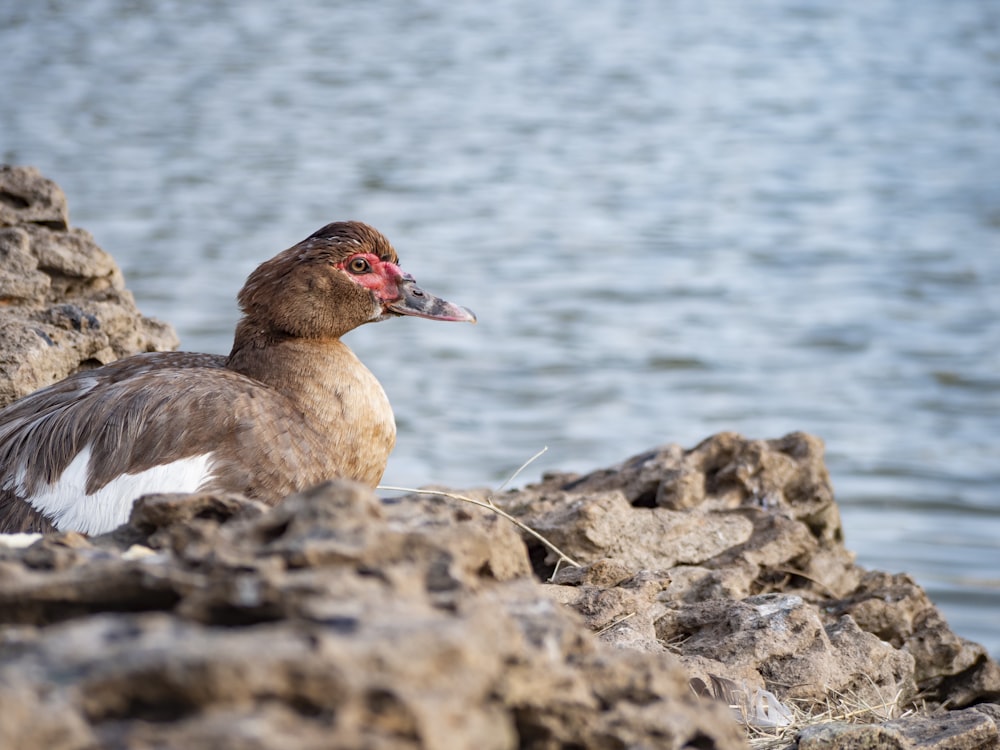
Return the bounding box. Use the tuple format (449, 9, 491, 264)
(0, 165, 178, 407)
(0, 482, 748, 750)
(500, 432, 1000, 746)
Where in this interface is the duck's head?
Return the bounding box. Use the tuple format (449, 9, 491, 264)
(236, 221, 476, 341)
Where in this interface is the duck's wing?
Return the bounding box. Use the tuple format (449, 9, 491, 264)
(0, 352, 318, 535)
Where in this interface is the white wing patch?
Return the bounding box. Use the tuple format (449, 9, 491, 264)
(24, 446, 214, 535)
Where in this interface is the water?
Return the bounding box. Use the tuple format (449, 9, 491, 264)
(2, 1, 998, 656)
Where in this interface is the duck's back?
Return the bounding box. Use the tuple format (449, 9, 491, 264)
(0, 349, 390, 534)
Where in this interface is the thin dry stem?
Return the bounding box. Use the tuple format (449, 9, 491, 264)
(767, 566, 839, 599)
(379, 446, 582, 575)
(595, 612, 635, 637)
(378, 485, 582, 572)
(495, 445, 549, 494)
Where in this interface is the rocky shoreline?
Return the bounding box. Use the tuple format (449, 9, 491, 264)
(1, 166, 998, 749)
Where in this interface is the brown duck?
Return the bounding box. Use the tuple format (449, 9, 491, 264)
(0, 221, 475, 535)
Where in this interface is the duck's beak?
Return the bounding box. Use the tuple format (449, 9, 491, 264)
(384, 274, 477, 323)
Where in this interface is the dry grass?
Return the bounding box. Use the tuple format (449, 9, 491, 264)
(743, 682, 912, 750)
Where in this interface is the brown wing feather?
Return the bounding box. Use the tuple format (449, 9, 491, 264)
(0, 352, 339, 532)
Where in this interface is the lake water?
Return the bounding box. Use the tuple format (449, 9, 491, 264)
(3, 1, 998, 656)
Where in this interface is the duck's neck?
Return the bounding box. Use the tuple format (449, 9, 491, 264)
(226, 324, 396, 485)
(227, 325, 343, 408)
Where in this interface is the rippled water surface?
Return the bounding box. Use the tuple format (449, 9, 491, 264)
(3, 1, 998, 654)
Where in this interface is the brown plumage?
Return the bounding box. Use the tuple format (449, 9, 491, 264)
(0, 221, 475, 535)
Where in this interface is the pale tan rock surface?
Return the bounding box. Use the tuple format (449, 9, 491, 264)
(0, 165, 178, 407)
(0, 483, 748, 750)
(499, 432, 1000, 748)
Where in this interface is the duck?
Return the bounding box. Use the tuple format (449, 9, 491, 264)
(0, 221, 475, 535)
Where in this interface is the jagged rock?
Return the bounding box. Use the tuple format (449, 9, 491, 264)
(499, 432, 1000, 726)
(0, 481, 747, 750)
(798, 708, 999, 749)
(3, 438, 996, 749)
(546, 559, 670, 652)
(827, 570, 1000, 708)
(654, 594, 916, 707)
(2, 438, 998, 750)
(0, 165, 178, 407)
(0, 165, 68, 229)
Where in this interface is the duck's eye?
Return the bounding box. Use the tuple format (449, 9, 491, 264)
(348, 257, 372, 274)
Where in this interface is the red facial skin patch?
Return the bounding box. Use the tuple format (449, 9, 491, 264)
(336, 253, 406, 302)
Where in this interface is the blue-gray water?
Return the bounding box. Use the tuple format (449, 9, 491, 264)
(3, 1, 998, 656)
